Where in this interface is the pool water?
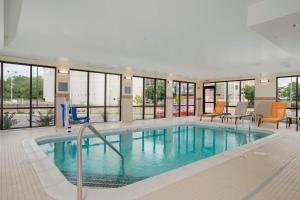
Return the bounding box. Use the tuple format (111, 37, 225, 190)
(39, 125, 269, 187)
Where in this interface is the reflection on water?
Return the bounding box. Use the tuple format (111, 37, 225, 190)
(40, 125, 268, 187)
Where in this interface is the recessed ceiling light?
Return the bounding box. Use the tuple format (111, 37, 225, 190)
(292, 23, 298, 28)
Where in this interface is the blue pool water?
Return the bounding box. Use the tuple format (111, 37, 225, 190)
(39, 125, 269, 187)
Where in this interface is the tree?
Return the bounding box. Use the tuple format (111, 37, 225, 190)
(278, 82, 297, 107)
(242, 85, 255, 108)
(144, 81, 165, 101)
(134, 95, 143, 105)
(2, 75, 44, 101)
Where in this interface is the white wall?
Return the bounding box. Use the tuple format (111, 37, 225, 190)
(255, 74, 277, 98)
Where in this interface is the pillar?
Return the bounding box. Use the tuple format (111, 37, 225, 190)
(254, 74, 276, 116)
(166, 80, 173, 118)
(121, 75, 133, 122)
(196, 81, 203, 116)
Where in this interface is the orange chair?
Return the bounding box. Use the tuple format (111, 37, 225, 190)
(200, 101, 225, 122)
(258, 102, 287, 129)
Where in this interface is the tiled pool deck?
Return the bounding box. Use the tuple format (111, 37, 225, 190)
(1, 117, 300, 200)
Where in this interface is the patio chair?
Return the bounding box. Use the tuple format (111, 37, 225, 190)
(258, 102, 287, 129)
(70, 107, 89, 123)
(200, 101, 225, 122)
(222, 102, 248, 124)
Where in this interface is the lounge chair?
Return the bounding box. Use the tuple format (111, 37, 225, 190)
(200, 101, 225, 122)
(222, 102, 248, 124)
(258, 102, 287, 129)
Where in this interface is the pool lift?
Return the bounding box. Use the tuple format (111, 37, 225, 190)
(77, 123, 124, 200)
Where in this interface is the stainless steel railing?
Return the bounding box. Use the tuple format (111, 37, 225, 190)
(77, 123, 124, 200)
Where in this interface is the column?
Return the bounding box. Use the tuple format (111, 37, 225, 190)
(254, 74, 276, 117)
(196, 81, 203, 116)
(55, 67, 70, 129)
(121, 75, 133, 122)
(166, 80, 173, 118)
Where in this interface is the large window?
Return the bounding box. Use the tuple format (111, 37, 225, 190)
(132, 76, 166, 120)
(277, 76, 299, 117)
(204, 79, 255, 114)
(1, 62, 56, 129)
(70, 70, 121, 123)
(172, 81, 196, 117)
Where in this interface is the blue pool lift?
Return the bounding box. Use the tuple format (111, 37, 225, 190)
(70, 107, 89, 123)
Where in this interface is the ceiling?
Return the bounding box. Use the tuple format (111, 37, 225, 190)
(0, 0, 299, 80)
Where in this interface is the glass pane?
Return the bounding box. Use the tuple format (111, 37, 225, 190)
(188, 83, 195, 105)
(32, 67, 55, 107)
(173, 81, 180, 117)
(287, 109, 296, 117)
(3, 109, 30, 129)
(156, 79, 165, 106)
(144, 78, 155, 106)
(180, 83, 188, 106)
(89, 107, 104, 123)
(70, 70, 88, 106)
(144, 107, 154, 119)
(156, 106, 165, 118)
(205, 103, 214, 113)
(188, 106, 195, 116)
(241, 80, 255, 108)
(106, 74, 121, 106)
(277, 77, 297, 108)
(32, 108, 55, 127)
(216, 82, 227, 102)
(188, 83, 195, 116)
(204, 88, 214, 102)
(3, 63, 30, 108)
(89, 73, 105, 106)
(227, 81, 240, 106)
(132, 77, 143, 106)
(106, 107, 120, 122)
(133, 107, 143, 120)
(180, 105, 188, 116)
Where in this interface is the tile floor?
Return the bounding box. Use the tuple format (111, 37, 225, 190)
(1, 117, 300, 200)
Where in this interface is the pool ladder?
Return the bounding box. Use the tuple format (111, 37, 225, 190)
(77, 123, 124, 200)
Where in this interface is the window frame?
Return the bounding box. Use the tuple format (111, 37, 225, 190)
(276, 75, 299, 117)
(203, 78, 255, 113)
(173, 80, 196, 117)
(132, 75, 166, 120)
(0, 61, 56, 129)
(70, 69, 122, 123)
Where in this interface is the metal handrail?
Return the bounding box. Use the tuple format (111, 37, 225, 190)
(77, 123, 124, 200)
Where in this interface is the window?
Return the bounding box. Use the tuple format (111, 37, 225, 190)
(132, 76, 166, 120)
(204, 79, 255, 114)
(241, 80, 255, 110)
(216, 82, 227, 102)
(277, 76, 298, 117)
(172, 81, 196, 117)
(70, 69, 121, 123)
(1, 62, 56, 129)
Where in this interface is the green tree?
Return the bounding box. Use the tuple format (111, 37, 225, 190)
(2, 75, 44, 101)
(144, 82, 165, 101)
(242, 85, 255, 107)
(278, 82, 297, 107)
(134, 95, 143, 105)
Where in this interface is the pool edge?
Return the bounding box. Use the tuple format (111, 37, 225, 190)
(23, 121, 280, 200)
